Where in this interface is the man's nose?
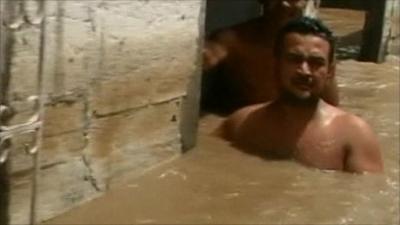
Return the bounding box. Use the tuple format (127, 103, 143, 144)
(298, 61, 311, 75)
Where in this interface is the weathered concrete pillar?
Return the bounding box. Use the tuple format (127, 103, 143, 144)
(4, 0, 204, 224)
(180, 0, 206, 152)
(388, 0, 399, 55)
(0, 0, 17, 224)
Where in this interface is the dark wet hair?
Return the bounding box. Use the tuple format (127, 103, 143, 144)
(274, 17, 336, 63)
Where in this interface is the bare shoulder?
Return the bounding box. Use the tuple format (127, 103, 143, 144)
(323, 102, 379, 148)
(217, 103, 267, 140)
(333, 110, 376, 136)
(331, 107, 383, 173)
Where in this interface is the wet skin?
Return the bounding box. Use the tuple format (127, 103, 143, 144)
(218, 33, 383, 173)
(203, 0, 339, 111)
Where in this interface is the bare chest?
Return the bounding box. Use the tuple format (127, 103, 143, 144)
(224, 42, 277, 102)
(293, 128, 345, 170)
(238, 121, 345, 170)
(229, 42, 273, 78)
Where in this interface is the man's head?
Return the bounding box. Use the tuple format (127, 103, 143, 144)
(274, 17, 336, 103)
(274, 17, 335, 63)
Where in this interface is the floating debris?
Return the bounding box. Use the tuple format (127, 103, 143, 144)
(158, 169, 187, 181)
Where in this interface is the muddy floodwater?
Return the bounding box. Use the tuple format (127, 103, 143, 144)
(45, 9, 399, 225)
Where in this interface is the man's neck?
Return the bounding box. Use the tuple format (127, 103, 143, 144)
(276, 94, 321, 121)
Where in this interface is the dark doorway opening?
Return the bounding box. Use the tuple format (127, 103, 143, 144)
(201, 0, 261, 115)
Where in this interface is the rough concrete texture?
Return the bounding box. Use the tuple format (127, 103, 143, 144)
(388, 0, 399, 55)
(6, 0, 203, 224)
(84, 100, 183, 190)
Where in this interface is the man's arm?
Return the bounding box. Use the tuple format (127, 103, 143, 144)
(344, 115, 383, 173)
(203, 39, 228, 71)
(203, 29, 237, 71)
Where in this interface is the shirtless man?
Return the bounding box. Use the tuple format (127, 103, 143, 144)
(202, 0, 339, 113)
(218, 17, 383, 173)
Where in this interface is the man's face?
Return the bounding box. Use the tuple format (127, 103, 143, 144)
(276, 32, 333, 101)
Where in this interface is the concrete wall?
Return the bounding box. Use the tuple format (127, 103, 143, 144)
(388, 0, 399, 55)
(4, 0, 204, 224)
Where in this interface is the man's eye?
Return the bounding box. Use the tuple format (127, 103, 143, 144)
(287, 55, 303, 63)
(309, 58, 325, 67)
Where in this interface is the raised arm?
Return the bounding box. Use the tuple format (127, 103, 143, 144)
(203, 29, 237, 71)
(344, 115, 383, 173)
(203, 39, 228, 71)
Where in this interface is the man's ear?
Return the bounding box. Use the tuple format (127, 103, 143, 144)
(272, 56, 278, 73)
(327, 61, 336, 79)
(273, 56, 281, 83)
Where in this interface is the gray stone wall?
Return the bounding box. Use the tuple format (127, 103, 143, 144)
(4, 0, 204, 224)
(388, 0, 399, 55)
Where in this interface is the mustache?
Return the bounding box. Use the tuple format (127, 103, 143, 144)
(293, 74, 314, 85)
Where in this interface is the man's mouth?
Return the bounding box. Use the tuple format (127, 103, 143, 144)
(292, 76, 314, 90)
